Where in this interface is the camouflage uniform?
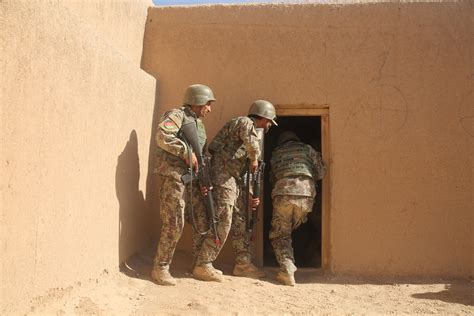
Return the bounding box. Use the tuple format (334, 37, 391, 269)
(153, 105, 207, 269)
(184, 182, 212, 263)
(269, 140, 326, 274)
(194, 116, 260, 266)
(230, 185, 252, 265)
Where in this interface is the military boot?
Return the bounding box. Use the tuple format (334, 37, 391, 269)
(210, 263, 223, 275)
(232, 262, 266, 278)
(275, 271, 295, 286)
(151, 266, 177, 286)
(193, 263, 224, 282)
(190, 262, 223, 275)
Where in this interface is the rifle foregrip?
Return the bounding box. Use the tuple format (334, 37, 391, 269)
(253, 185, 260, 199)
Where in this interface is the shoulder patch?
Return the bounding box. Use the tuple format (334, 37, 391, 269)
(159, 117, 179, 131)
(163, 120, 177, 129)
(159, 108, 183, 131)
(165, 110, 183, 126)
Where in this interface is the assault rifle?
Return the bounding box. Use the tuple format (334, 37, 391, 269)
(180, 117, 220, 246)
(245, 128, 265, 233)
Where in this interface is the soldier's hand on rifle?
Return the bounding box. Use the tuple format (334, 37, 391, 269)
(200, 185, 212, 196)
(249, 197, 260, 210)
(185, 152, 199, 172)
(249, 159, 258, 173)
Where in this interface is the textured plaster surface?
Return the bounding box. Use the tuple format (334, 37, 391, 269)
(142, 2, 473, 277)
(2, 1, 472, 313)
(1, 0, 154, 312)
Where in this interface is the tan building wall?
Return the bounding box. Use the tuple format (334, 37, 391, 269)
(142, 2, 473, 278)
(1, 1, 154, 312)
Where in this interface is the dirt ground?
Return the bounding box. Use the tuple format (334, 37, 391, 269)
(26, 249, 473, 315)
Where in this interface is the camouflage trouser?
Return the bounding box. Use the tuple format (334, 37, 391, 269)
(230, 189, 252, 265)
(269, 195, 314, 273)
(195, 185, 237, 265)
(184, 183, 213, 264)
(153, 176, 186, 268)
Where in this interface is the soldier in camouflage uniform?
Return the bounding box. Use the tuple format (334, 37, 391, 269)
(269, 131, 326, 286)
(151, 84, 216, 286)
(229, 165, 263, 278)
(192, 100, 277, 281)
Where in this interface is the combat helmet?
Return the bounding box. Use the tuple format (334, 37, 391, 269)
(183, 84, 216, 106)
(248, 100, 278, 126)
(278, 131, 300, 146)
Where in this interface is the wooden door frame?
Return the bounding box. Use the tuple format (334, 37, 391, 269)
(257, 104, 331, 270)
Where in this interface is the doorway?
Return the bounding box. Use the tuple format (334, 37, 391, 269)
(262, 107, 329, 269)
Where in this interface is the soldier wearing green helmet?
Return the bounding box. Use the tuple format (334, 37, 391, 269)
(192, 99, 277, 281)
(269, 130, 326, 286)
(183, 84, 216, 106)
(248, 99, 278, 128)
(151, 84, 216, 286)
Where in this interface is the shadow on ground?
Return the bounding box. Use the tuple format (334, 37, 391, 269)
(412, 283, 474, 306)
(119, 246, 236, 283)
(120, 247, 473, 307)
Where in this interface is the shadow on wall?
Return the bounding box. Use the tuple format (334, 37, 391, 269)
(116, 130, 148, 264)
(145, 80, 162, 241)
(119, 81, 161, 278)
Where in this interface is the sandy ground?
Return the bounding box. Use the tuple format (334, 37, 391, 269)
(25, 249, 473, 315)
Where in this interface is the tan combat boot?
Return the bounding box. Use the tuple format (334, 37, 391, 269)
(232, 262, 266, 278)
(275, 271, 295, 286)
(151, 266, 177, 286)
(193, 263, 224, 282)
(209, 263, 223, 275)
(190, 262, 223, 275)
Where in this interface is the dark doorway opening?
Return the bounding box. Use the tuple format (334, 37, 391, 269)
(263, 116, 323, 268)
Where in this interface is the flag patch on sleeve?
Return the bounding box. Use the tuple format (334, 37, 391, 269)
(161, 120, 178, 130)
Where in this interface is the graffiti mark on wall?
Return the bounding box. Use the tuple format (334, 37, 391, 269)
(372, 50, 390, 82)
(458, 91, 473, 137)
(353, 84, 408, 139)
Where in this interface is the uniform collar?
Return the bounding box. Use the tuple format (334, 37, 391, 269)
(249, 116, 257, 126)
(183, 105, 198, 119)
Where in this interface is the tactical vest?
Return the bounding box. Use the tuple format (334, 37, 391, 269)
(271, 142, 314, 181)
(156, 106, 206, 169)
(195, 119, 207, 150)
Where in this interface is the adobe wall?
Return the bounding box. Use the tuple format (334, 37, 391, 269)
(142, 2, 473, 277)
(1, 1, 154, 312)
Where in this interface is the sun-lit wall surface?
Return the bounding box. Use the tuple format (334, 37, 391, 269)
(142, 2, 473, 277)
(2, 1, 154, 313)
